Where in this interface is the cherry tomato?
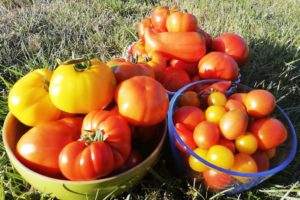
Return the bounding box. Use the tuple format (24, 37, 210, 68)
(179, 91, 201, 107)
(218, 138, 236, 153)
(228, 93, 247, 103)
(175, 123, 197, 152)
(205, 105, 226, 124)
(166, 11, 198, 32)
(198, 52, 239, 81)
(225, 99, 246, 112)
(219, 109, 248, 140)
(244, 89, 276, 118)
(173, 106, 205, 130)
(193, 121, 220, 149)
(207, 91, 227, 106)
(266, 148, 276, 159)
(231, 153, 258, 182)
(250, 117, 287, 150)
(235, 132, 258, 155)
(161, 67, 191, 92)
(203, 169, 232, 190)
(251, 151, 270, 172)
(188, 148, 208, 172)
(207, 145, 234, 169)
(212, 33, 249, 66)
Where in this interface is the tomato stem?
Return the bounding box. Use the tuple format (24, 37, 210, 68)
(61, 58, 91, 72)
(44, 79, 50, 92)
(81, 128, 108, 146)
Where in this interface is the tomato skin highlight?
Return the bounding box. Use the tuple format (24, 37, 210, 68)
(193, 121, 221, 149)
(16, 117, 83, 178)
(250, 117, 287, 150)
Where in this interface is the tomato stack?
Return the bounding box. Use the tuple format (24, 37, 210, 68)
(126, 5, 249, 93)
(8, 58, 169, 181)
(171, 81, 288, 190)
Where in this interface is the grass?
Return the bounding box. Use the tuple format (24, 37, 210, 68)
(0, 0, 299, 199)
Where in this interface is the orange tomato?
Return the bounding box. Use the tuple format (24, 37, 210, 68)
(169, 59, 198, 77)
(151, 6, 178, 32)
(225, 99, 246, 112)
(203, 169, 232, 190)
(228, 93, 247, 103)
(173, 106, 205, 130)
(166, 11, 198, 32)
(115, 76, 169, 126)
(161, 67, 191, 92)
(193, 121, 220, 149)
(231, 153, 258, 182)
(138, 18, 152, 41)
(179, 91, 201, 107)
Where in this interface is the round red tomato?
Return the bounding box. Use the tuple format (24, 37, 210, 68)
(212, 33, 249, 66)
(116, 76, 169, 126)
(244, 89, 275, 118)
(175, 123, 197, 152)
(151, 6, 177, 32)
(16, 117, 83, 178)
(173, 106, 205, 130)
(218, 138, 236, 153)
(161, 67, 191, 92)
(203, 169, 232, 190)
(59, 110, 131, 180)
(251, 151, 269, 172)
(169, 59, 198, 77)
(193, 121, 220, 149)
(166, 11, 198, 32)
(198, 52, 239, 81)
(250, 117, 287, 150)
(179, 91, 201, 107)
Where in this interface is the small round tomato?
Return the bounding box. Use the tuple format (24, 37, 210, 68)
(228, 93, 247, 103)
(138, 18, 152, 41)
(207, 92, 227, 106)
(151, 6, 178, 32)
(266, 148, 276, 159)
(235, 132, 258, 155)
(166, 11, 198, 32)
(198, 52, 239, 81)
(116, 76, 169, 126)
(175, 123, 197, 152)
(179, 91, 201, 107)
(203, 169, 232, 190)
(250, 117, 287, 150)
(197, 28, 212, 49)
(161, 67, 191, 92)
(173, 106, 205, 130)
(205, 105, 226, 124)
(207, 145, 234, 169)
(219, 109, 248, 140)
(169, 59, 198, 77)
(251, 151, 270, 172)
(225, 99, 246, 112)
(231, 153, 258, 179)
(188, 148, 208, 172)
(244, 89, 275, 118)
(212, 33, 249, 66)
(218, 138, 236, 153)
(193, 121, 220, 149)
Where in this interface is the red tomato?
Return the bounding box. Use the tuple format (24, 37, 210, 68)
(59, 110, 131, 180)
(116, 76, 169, 126)
(114, 150, 143, 174)
(251, 151, 270, 172)
(244, 89, 275, 118)
(197, 81, 232, 95)
(161, 67, 191, 92)
(266, 148, 276, 159)
(229, 93, 247, 103)
(175, 123, 197, 152)
(138, 18, 152, 41)
(219, 109, 248, 140)
(225, 99, 246, 112)
(16, 117, 83, 178)
(198, 52, 239, 81)
(151, 6, 178, 32)
(197, 28, 212, 49)
(173, 106, 205, 130)
(212, 33, 249, 66)
(203, 169, 232, 190)
(231, 153, 258, 182)
(166, 11, 198, 32)
(193, 121, 220, 149)
(250, 117, 287, 150)
(169, 59, 198, 77)
(218, 138, 236, 153)
(179, 91, 201, 107)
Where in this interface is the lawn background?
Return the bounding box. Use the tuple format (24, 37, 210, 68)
(0, 0, 300, 199)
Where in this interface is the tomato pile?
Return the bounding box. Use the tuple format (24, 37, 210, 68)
(173, 81, 288, 190)
(126, 5, 249, 92)
(8, 58, 169, 181)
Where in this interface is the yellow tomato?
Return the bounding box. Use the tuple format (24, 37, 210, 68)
(207, 92, 227, 106)
(235, 132, 258, 155)
(8, 69, 61, 126)
(207, 145, 234, 169)
(49, 58, 116, 113)
(188, 148, 208, 172)
(205, 105, 226, 124)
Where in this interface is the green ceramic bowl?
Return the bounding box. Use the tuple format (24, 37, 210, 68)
(3, 113, 167, 199)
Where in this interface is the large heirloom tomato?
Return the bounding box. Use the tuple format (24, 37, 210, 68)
(49, 58, 116, 113)
(16, 117, 83, 177)
(212, 33, 249, 66)
(161, 67, 191, 92)
(198, 52, 239, 81)
(115, 76, 169, 126)
(59, 110, 131, 180)
(166, 11, 198, 32)
(8, 69, 61, 126)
